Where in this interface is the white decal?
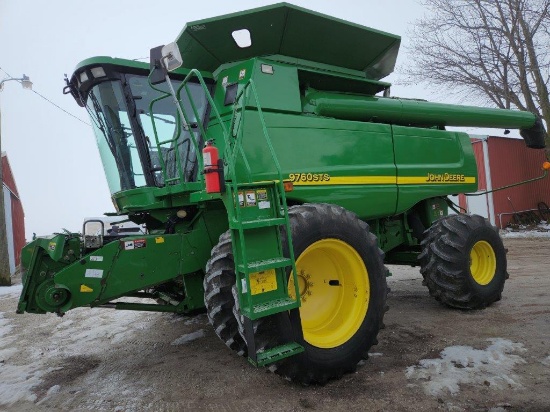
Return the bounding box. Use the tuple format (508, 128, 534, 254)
(241, 278, 248, 294)
(90, 256, 104, 262)
(124, 240, 135, 250)
(85, 269, 104, 279)
(258, 201, 270, 210)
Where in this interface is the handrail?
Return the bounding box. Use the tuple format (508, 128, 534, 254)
(466, 168, 548, 197)
(146, 72, 190, 185)
(146, 69, 229, 188)
(227, 79, 300, 305)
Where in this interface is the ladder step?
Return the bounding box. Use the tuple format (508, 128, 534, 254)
(242, 297, 300, 319)
(230, 217, 286, 230)
(237, 257, 291, 273)
(250, 342, 305, 367)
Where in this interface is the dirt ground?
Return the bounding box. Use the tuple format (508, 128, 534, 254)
(0, 237, 549, 412)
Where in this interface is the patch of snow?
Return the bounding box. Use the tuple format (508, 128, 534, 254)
(0, 313, 17, 360)
(368, 352, 383, 357)
(0, 284, 23, 298)
(0, 312, 51, 407)
(49, 308, 148, 353)
(183, 313, 207, 326)
(541, 355, 550, 366)
(171, 329, 206, 345)
(406, 338, 526, 396)
(0, 363, 44, 405)
(501, 222, 550, 238)
(46, 384, 61, 395)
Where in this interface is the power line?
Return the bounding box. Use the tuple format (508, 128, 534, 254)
(0, 66, 90, 126)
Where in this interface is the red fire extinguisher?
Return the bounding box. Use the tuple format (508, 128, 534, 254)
(203, 140, 224, 193)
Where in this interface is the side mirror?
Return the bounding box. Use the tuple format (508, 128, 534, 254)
(149, 45, 168, 85)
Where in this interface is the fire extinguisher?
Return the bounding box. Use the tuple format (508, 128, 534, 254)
(203, 140, 224, 193)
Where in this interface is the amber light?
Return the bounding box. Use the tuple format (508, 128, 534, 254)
(283, 181, 294, 192)
(542, 161, 550, 170)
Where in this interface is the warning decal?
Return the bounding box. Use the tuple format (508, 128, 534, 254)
(123, 239, 147, 250)
(245, 190, 256, 206)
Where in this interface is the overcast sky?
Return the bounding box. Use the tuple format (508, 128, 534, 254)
(0, 0, 485, 238)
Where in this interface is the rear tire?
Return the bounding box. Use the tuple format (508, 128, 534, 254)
(204, 232, 247, 356)
(250, 203, 388, 384)
(419, 214, 507, 309)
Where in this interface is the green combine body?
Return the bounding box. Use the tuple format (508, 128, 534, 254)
(18, 3, 546, 384)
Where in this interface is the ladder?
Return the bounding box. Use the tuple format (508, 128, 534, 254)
(149, 71, 303, 366)
(225, 81, 303, 366)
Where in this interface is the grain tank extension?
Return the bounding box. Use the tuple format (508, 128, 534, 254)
(17, 3, 547, 384)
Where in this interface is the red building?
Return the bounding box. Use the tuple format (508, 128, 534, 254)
(2, 152, 25, 274)
(454, 136, 550, 228)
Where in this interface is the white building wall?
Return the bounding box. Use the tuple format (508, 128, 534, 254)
(3, 184, 15, 275)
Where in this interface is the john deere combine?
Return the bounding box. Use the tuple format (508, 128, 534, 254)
(18, 3, 546, 383)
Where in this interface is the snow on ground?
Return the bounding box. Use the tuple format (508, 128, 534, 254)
(0, 295, 205, 408)
(0, 278, 213, 409)
(0, 309, 45, 405)
(0, 284, 22, 298)
(500, 222, 550, 238)
(171, 329, 206, 345)
(406, 338, 527, 396)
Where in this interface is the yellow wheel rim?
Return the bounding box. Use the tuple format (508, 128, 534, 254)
(288, 239, 370, 349)
(470, 240, 496, 285)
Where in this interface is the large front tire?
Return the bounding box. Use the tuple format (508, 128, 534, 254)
(419, 214, 507, 309)
(253, 203, 388, 384)
(204, 232, 247, 356)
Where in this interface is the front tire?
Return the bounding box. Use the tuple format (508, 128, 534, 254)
(204, 232, 247, 356)
(419, 214, 507, 309)
(253, 203, 388, 384)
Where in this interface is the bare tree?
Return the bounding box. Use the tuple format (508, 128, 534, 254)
(405, 0, 550, 158)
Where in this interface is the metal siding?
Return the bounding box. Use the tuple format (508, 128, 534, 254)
(1, 155, 19, 196)
(11, 195, 25, 267)
(487, 137, 550, 228)
(471, 139, 487, 190)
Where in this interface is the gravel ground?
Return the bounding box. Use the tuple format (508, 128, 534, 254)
(0, 237, 549, 412)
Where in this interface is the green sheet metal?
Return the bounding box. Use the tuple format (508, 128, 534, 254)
(174, 3, 400, 79)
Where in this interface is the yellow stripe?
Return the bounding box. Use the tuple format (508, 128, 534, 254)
(292, 176, 476, 185)
(292, 176, 396, 185)
(397, 176, 476, 184)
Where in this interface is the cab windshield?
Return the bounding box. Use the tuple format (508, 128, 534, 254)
(85, 74, 208, 193)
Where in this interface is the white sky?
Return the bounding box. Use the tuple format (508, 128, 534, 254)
(0, 0, 496, 239)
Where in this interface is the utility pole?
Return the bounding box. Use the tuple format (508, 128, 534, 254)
(0, 75, 32, 286)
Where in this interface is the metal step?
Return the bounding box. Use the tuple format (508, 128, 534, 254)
(250, 342, 305, 367)
(241, 297, 300, 319)
(237, 257, 291, 273)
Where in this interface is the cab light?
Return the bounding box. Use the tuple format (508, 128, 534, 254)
(90, 67, 106, 78)
(79, 71, 89, 83)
